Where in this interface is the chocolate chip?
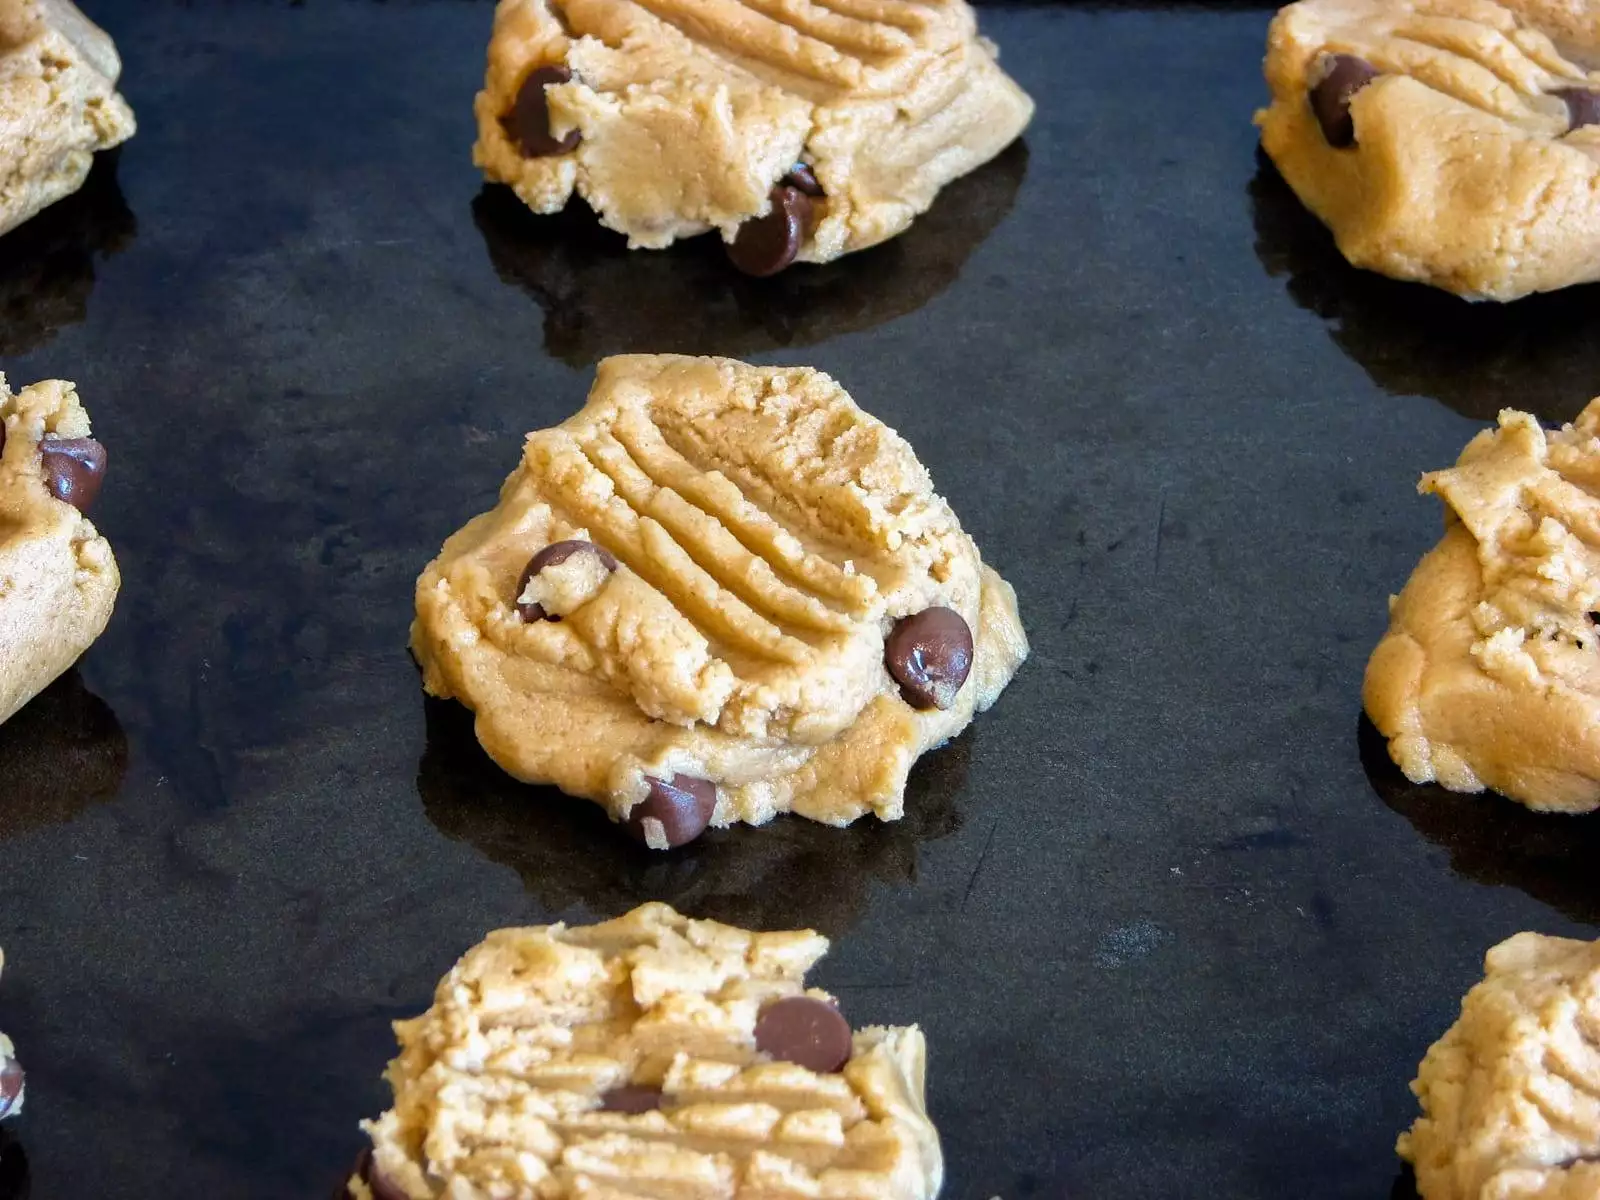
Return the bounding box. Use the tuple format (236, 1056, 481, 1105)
(0, 1058, 22, 1121)
(1556, 87, 1600, 132)
(783, 163, 824, 197)
(506, 64, 580, 157)
(754, 996, 852, 1073)
(727, 185, 813, 277)
(885, 607, 974, 710)
(623, 774, 717, 849)
(39, 436, 105, 512)
(1310, 54, 1380, 148)
(516, 539, 618, 622)
(340, 1148, 408, 1200)
(599, 1084, 664, 1113)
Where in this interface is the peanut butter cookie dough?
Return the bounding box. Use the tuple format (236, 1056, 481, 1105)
(1256, 0, 1600, 301)
(341, 903, 942, 1200)
(1398, 931, 1600, 1200)
(411, 354, 1027, 848)
(471, 0, 1034, 275)
(1364, 400, 1600, 813)
(0, 375, 116, 726)
(0, 0, 136, 238)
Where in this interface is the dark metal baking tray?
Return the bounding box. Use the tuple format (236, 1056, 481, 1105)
(2, 1, 1598, 1196)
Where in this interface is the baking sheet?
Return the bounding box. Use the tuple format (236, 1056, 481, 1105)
(1, 2, 1598, 1196)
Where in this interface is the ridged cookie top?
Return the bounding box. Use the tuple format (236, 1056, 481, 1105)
(432, 355, 983, 745)
(360, 903, 942, 1200)
(505, 0, 977, 101)
(1266, 0, 1600, 142)
(1398, 932, 1600, 1200)
(1420, 403, 1600, 700)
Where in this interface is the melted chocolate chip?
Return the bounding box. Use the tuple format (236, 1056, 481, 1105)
(1556, 87, 1600, 132)
(754, 996, 852, 1073)
(727, 185, 813, 277)
(623, 774, 717, 849)
(599, 1084, 664, 1113)
(784, 163, 824, 197)
(516, 539, 618, 622)
(506, 64, 580, 157)
(39, 436, 105, 512)
(1310, 54, 1380, 148)
(0, 1058, 21, 1120)
(885, 607, 974, 710)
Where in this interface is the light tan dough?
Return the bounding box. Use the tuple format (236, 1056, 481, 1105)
(0, 375, 118, 725)
(1364, 399, 1600, 813)
(1398, 931, 1600, 1200)
(348, 902, 943, 1200)
(411, 354, 1027, 834)
(471, 0, 1034, 262)
(0, 0, 136, 237)
(1255, 0, 1600, 300)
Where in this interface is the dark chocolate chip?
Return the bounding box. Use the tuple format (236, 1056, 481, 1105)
(516, 539, 618, 622)
(1309, 54, 1380, 148)
(885, 607, 974, 710)
(342, 1148, 409, 1200)
(39, 436, 105, 512)
(623, 773, 717, 849)
(754, 996, 852, 1073)
(1557, 1152, 1600, 1168)
(1556, 87, 1600, 132)
(0, 1058, 22, 1121)
(783, 162, 824, 197)
(506, 64, 580, 157)
(0, 424, 6, 456)
(599, 1084, 664, 1113)
(727, 185, 813, 278)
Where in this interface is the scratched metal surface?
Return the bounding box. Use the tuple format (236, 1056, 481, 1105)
(1, 2, 1598, 1197)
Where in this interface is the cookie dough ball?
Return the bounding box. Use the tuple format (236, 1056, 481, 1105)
(411, 354, 1027, 846)
(341, 903, 943, 1200)
(1255, 0, 1600, 301)
(0, 0, 136, 238)
(1364, 400, 1600, 812)
(1399, 931, 1600, 1200)
(0, 375, 118, 726)
(470, 0, 1034, 274)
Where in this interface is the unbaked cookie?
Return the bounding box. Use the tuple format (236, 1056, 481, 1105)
(0, 949, 21, 1123)
(0, 375, 118, 726)
(1398, 931, 1600, 1200)
(340, 902, 942, 1200)
(0, 0, 136, 238)
(1256, 0, 1600, 300)
(1364, 400, 1600, 813)
(471, 0, 1033, 275)
(411, 354, 1027, 847)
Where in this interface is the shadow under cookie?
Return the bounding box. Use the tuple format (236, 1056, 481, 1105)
(1249, 153, 1600, 426)
(0, 1128, 25, 1200)
(0, 671, 128, 841)
(471, 141, 1028, 367)
(415, 697, 965, 937)
(1358, 714, 1600, 925)
(1388, 1165, 1419, 1200)
(0, 154, 136, 359)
